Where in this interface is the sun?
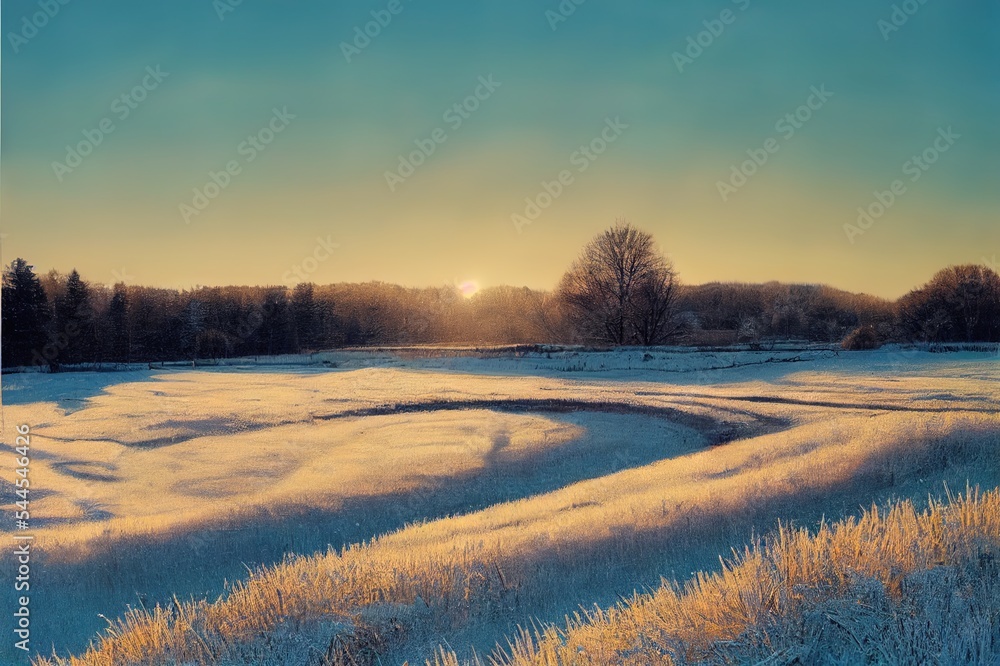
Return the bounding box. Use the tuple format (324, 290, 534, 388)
(457, 280, 480, 299)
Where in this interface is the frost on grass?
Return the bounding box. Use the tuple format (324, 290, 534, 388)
(3, 349, 998, 665)
(483, 487, 1000, 666)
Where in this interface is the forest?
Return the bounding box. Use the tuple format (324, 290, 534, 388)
(3, 224, 1000, 370)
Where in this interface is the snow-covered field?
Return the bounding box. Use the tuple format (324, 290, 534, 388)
(1, 347, 998, 664)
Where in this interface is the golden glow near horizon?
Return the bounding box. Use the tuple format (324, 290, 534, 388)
(458, 280, 480, 299)
(3, 167, 993, 299)
(1, 3, 996, 298)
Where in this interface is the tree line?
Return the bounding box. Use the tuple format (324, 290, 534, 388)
(3, 223, 999, 370)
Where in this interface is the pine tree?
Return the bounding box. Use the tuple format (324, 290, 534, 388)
(108, 282, 131, 363)
(1, 258, 51, 368)
(291, 282, 320, 352)
(53, 269, 96, 366)
(259, 288, 292, 356)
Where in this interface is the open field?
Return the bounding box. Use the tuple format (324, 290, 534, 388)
(6, 2, 997, 663)
(1, 347, 998, 664)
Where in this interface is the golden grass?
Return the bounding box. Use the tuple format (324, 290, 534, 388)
(471, 485, 1000, 665)
(32, 420, 999, 663)
(36, 485, 1000, 665)
(9, 358, 999, 664)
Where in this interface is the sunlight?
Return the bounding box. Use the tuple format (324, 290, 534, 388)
(458, 279, 480, 298)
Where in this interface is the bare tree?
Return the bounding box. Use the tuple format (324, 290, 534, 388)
(632, 264, 678, 345)
(898, 264, 1000, 342)
(558, 220, 678, 345)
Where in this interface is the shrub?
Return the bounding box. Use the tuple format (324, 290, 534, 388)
(841, 325, 880, 350)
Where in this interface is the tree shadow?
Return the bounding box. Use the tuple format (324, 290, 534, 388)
(1, 369, 156, 412)
(7, 409, 717, 658)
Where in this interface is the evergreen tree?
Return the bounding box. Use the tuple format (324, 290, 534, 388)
(259, 288, 293, 356)
(108, 282, 131, 362)
(291, 282, 320, 352)
(53, 269, 97, 366)
(1, 258, 51, 368)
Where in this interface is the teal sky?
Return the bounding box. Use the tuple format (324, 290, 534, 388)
(2, 0, 997, 297)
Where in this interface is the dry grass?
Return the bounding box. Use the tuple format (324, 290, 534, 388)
(35, 486, 1000, 665)
(6, 353, 997, 665)
(469, 485, 1000, 665)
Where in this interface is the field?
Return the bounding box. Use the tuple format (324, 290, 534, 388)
(1, 346, 998, 665)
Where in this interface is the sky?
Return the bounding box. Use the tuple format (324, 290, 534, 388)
(1, 0, 997, 298)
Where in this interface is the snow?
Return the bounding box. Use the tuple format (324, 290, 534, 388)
(0, 346, 997, 662)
